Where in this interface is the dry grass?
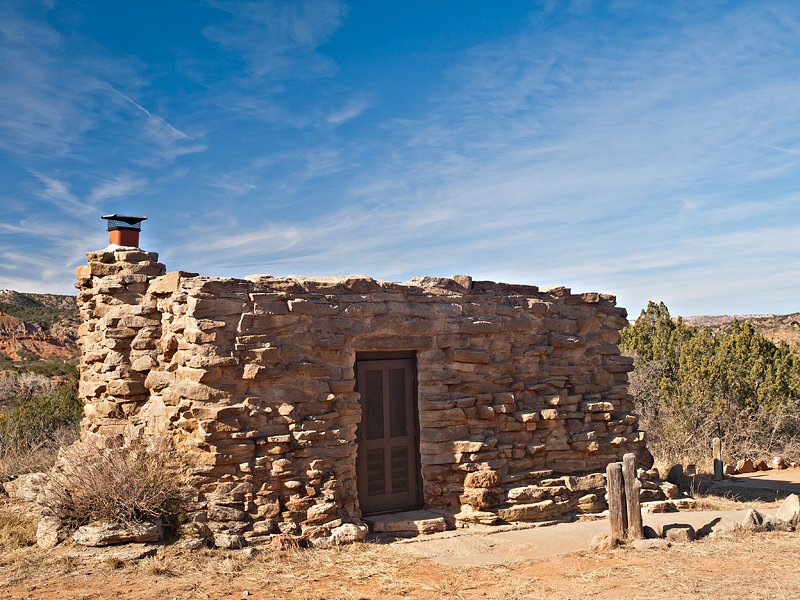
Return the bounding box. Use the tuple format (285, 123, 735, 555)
(584, 530, 800, 599)
(0, 504, 37, 548)
(0, 531, 799, 599)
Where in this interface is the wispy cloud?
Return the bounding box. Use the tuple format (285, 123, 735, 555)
(29, 172, 93, 218)
(327, 94, 371, 124)
(173, 2, 800, 314)
(90, 173, 149, 203)
(0, 2, 205, 163)
(204, 0, 348, 80)
(107, 86, 207, 161)
(0, 3, 100, 157)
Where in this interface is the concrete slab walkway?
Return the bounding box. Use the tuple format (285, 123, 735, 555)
(393, 508, 778, 567)
(727, 469, 800, 493)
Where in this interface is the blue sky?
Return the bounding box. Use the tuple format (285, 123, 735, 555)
(2, 0, 799, 318)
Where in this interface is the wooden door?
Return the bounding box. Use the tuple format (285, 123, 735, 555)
(356, 358, 421, 514)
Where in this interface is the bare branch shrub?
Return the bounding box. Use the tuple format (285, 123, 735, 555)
(0, 373, 54, 410)
(42, 436, 188, 530)
(0, 427, 78, 483)
(629, 355, 800, 467)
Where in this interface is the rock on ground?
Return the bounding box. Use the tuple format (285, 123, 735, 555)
(662, 524, 697, 543)
(63, 543, 159, 563)
(741, 508, 793, 533)
(776, 494, 800, 527)
(36, 516, 70, 549)
(72, 521, 163, 547)
(3, 472, 49, 503)
(631, 539, 671, 550)
(697, 517, 739, 539)
(214, 533, 245, 549)
(643, 525, 660, 539)
(590, 534, 621, 551)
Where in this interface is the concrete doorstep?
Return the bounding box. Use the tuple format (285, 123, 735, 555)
(389, 508, 780, 567)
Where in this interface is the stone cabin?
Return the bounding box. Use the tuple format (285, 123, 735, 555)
(74, 246, 643, 547)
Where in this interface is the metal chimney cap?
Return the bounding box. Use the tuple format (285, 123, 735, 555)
(101, 214, 147, 225)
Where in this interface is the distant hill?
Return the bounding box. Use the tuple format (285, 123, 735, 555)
(0, 291, 79, 366)
(676, 313, 800, 349)
(0, 290, 79, 344)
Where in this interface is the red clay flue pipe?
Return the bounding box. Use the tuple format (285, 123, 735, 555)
(101, 214, 147, 248)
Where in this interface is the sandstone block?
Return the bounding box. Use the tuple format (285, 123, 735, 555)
(476, 405, 495, 419)
(697, 517, 739, 538)
(243, 364, 287, 380)
(188, 296, 248, 318)
(288, 299, 339, 315)
(37, 516, 69, 549)
(590, 534, 621, 551)
(507, 485, 547, 503)
(463, 469, 499, 489)
(214, 533, 246, 549)
(106, 379, 146, 396)
(662, 524, 696, 543)
(144, 370, 172, 391)
(513, 410, 539, 423)
(349, 335, 434, 351)
(207, 505, 247, 522)
(631, 539, 671, 550)
(497, 499, 570, 522)
(73, 521, 163, 546)
(776, 494, 800, 527)
(563, 473, 605, 492)
(446, 348, 490, 363)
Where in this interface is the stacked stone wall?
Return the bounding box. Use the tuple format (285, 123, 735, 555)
(75, 247, 643, 546)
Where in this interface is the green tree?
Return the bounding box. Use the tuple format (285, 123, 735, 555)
(622, 303, 800, 463)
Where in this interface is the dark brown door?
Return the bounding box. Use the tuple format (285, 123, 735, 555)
(356, 358, 421, 514)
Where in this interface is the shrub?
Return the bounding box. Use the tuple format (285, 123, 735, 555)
(27, 360, 79, 380)
(0, 384, 82, 449)
(42, 437, 188, 530)
(0, 382, 82, 483)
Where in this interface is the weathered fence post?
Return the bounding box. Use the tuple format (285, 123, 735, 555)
(712, 437, 723, 480)
(606, 462, 627, 540)
(622, 453, 643, 540)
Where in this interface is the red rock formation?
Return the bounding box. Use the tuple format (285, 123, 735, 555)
(0, 313, 77, 360)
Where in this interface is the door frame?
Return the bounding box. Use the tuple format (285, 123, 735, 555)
(355, 351, 423, 516)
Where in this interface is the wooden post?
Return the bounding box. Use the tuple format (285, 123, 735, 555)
(606, 462, 627, 540)
(712, 437, 723, 480)
(622, 453, 643, 540)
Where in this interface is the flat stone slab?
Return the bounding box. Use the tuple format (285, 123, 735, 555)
(727, 469, 800, 493)
(395, 508, 779, 567)
(365, 510, 448, 535)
